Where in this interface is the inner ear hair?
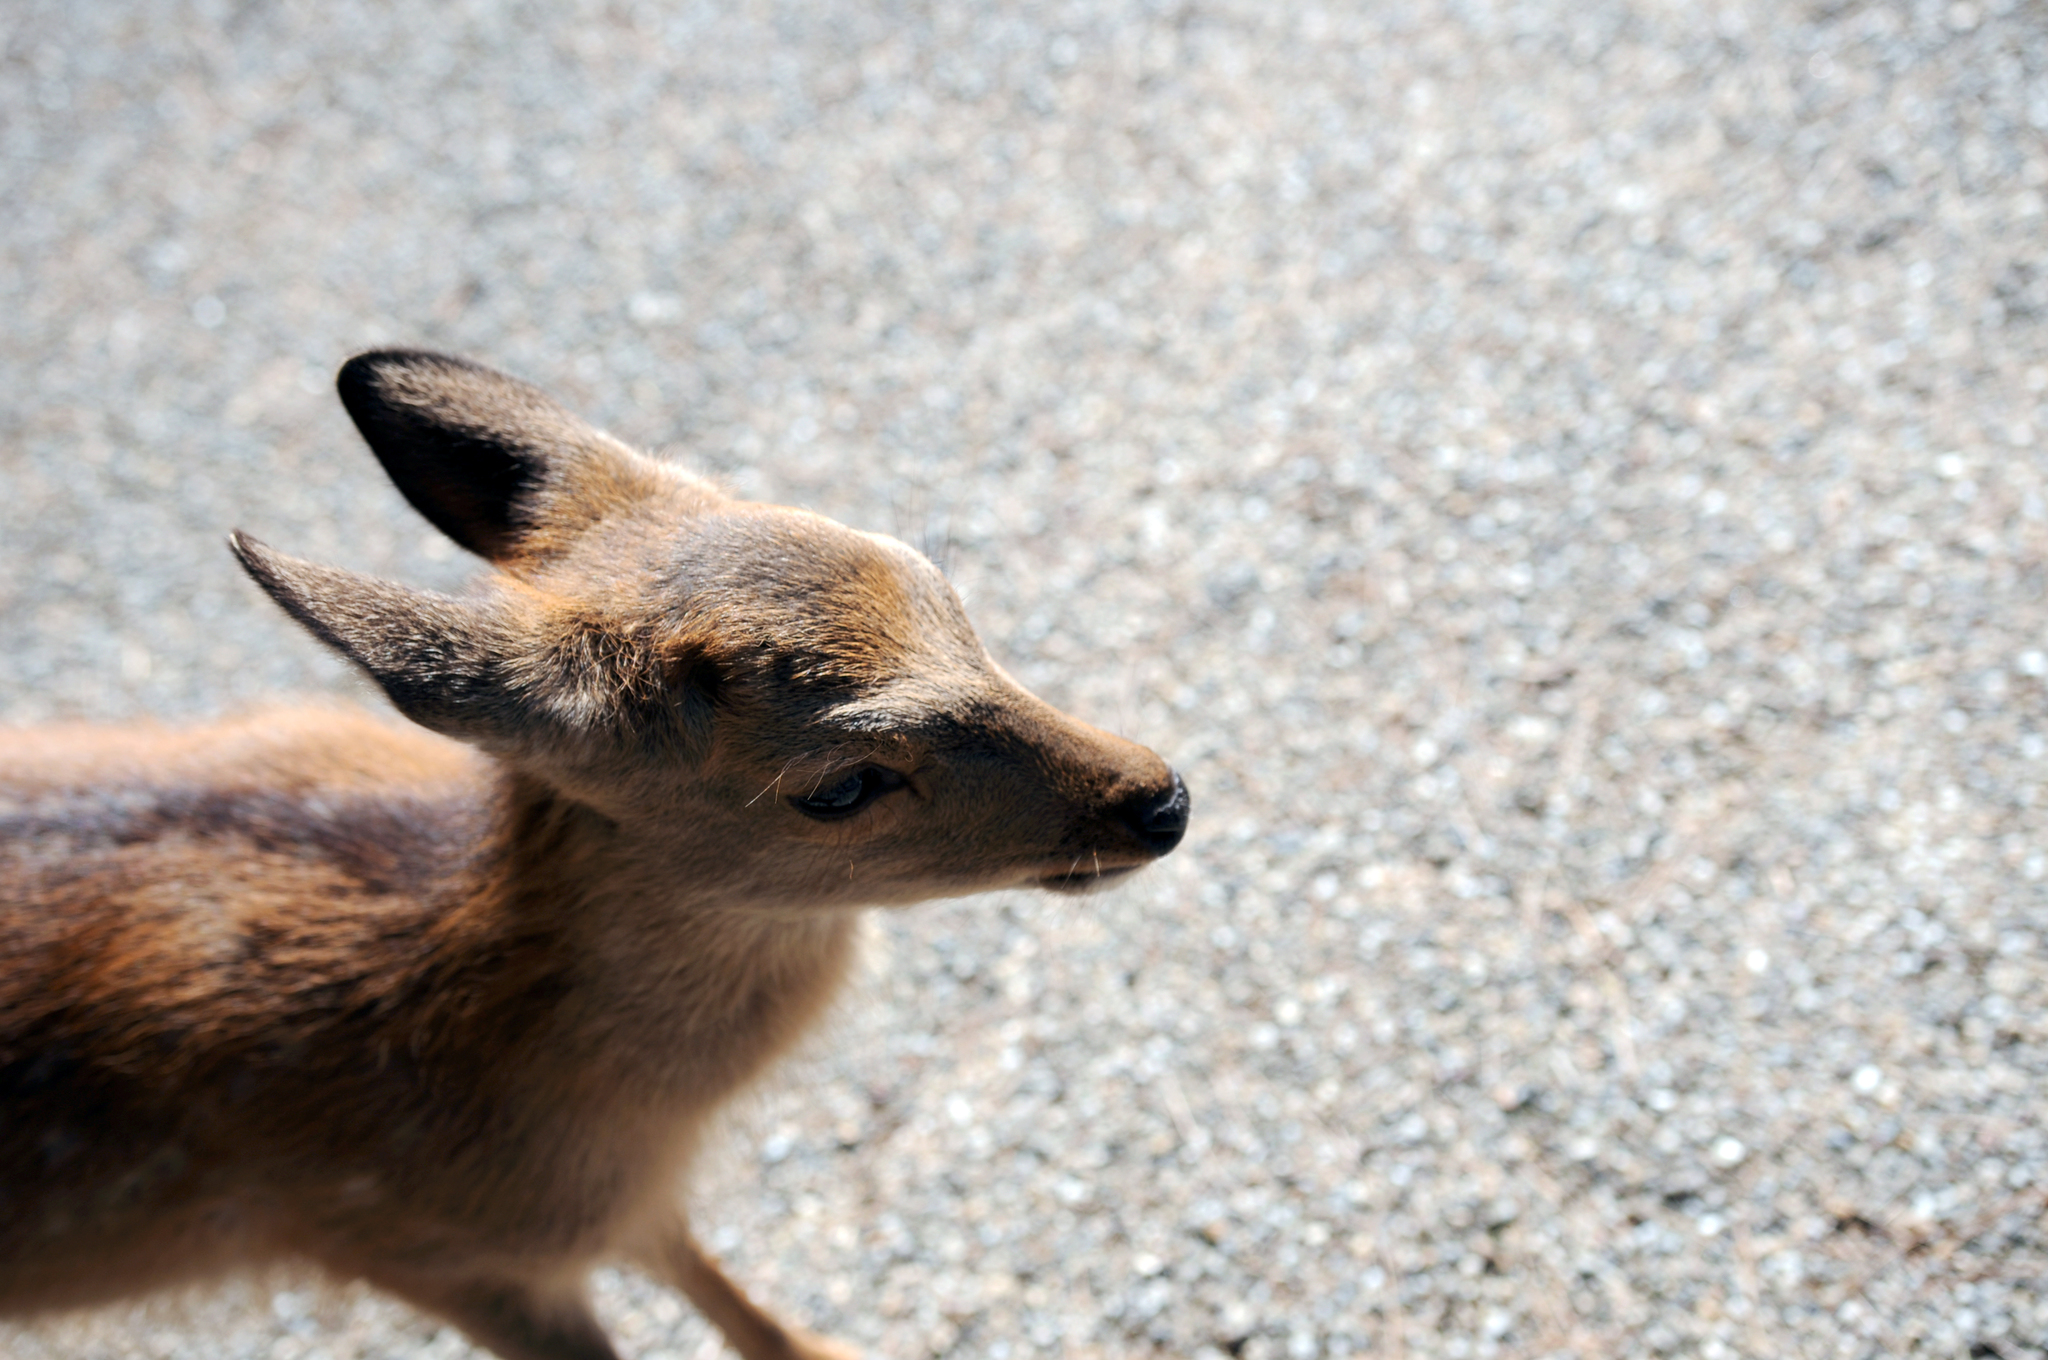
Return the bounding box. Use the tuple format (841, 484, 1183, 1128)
(514, 619, 720, 759)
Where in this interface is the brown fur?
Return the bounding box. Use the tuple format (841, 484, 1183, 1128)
(0, 352, 1188, 1360)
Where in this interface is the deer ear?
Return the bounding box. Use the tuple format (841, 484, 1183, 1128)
(230, 531, 527, 740)
(337, 349, 652, 562)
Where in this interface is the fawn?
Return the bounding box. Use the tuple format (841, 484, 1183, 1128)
(0, 351, 1189, 1360)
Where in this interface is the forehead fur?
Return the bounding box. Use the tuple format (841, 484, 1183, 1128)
(655, 506, 984, 690)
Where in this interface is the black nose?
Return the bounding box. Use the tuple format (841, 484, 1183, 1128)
(1120, 771, 1190, 854)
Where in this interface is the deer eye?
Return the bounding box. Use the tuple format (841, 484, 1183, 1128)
(790, 766, 907, 820)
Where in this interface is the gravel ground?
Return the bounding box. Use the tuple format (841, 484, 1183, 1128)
(5, 2, 2048, 1357)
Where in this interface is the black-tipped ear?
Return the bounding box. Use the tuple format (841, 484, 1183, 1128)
(336, 350, 618, 561)
(230, 531, 524, 738)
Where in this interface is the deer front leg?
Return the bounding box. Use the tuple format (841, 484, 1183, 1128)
(644, 1226, 862, 1360)
(379, 1274, 620, 1360)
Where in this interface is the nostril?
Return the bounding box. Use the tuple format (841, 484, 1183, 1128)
(1122, 771, 1190, 853)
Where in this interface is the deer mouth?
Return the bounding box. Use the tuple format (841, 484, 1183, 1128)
(1035, 862, 1141, 894)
